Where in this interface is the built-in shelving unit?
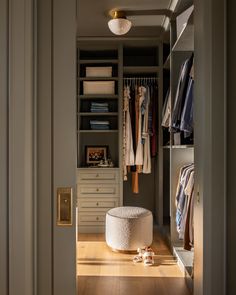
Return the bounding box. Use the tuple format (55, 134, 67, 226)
(159, 4, 194, 291)
(77, 40, 161, 233)
(77, 46, 120, 168)
(77, 45, 122, 233)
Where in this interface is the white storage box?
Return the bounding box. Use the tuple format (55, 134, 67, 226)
(83, 81, 115, 95)
(86, 66, 112, 77)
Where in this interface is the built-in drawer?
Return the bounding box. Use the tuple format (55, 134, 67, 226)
(78, 212, 107, 225)
(77, 184, 118, 197)
(77, 169, 119, 183)
(78, 198, 118, 211)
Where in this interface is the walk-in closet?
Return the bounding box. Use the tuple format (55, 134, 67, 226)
(76, 0, 195, 294)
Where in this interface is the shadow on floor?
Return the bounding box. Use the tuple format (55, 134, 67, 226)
(77, 276, 192, 295)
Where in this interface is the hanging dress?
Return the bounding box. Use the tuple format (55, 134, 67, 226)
(123, 86, 134, 180)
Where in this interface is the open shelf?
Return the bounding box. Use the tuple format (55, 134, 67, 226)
(79, 94, 119, 99)
(77, 166, 119, 169)
(172, 12, 194, 52)
(173, 246, 194, 290)
(163, 145, 194, 149)
(79, 59, 118, 64)
(79, 77, 118, 81)
(79, 112, 118, 116)
(172, 145, 194, 149)
(123, 66, 159, 74)
(78, 130, 119, 133)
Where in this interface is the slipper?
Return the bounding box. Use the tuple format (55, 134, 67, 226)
(143, 247, 155, 266)
(133, 255, 143, 263)
(132, 247, 146, 263)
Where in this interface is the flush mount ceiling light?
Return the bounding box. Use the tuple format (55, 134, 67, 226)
(108, 11, 132, 35)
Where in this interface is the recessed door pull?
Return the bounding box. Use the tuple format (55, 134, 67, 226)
(57, 187, 73, 226)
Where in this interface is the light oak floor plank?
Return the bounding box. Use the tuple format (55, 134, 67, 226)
(77, 228, 192, 295)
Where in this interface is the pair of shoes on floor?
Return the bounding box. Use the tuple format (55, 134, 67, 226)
(133, 246, 155, 266)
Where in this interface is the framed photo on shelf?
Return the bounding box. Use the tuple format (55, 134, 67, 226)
(85, 145, 108, 166)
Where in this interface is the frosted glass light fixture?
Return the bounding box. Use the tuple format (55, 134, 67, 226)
(108, 11, 132, 35)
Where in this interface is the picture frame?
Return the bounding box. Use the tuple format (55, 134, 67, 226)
(85, 145, 108, 165)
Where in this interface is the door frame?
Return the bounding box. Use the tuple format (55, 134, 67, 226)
(0, 0, 228, 294)
(194, 0, 226, 294)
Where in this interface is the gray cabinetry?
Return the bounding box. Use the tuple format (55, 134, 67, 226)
(77, 168, 120, 233)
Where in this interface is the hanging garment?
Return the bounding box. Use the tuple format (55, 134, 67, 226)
(180, 78, 194, 137)
(122, 79, 158, 194)
(150, 83, 158, 157)
(162, 89, 171, 128)
(131, 85, 140, 193)
(142, 86, 151, 174)
(172, 54, 194, 132)
(180, 165, 194, 239)
(183, 170, 194, 250)
(175, 164, 194, 239)
(135, 86, 145, 166)
(123, 86, 135, 181)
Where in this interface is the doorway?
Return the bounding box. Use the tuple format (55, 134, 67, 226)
(36, 0, 227, 294)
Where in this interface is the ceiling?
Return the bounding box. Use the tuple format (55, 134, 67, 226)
(77, 0, 176, 38)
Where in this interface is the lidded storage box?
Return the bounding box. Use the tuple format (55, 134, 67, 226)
(83, 81, 115, 95)
(86, 66, 112, 77)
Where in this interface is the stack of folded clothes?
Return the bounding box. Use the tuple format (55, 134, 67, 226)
(90, 102, 109, 113)
(90, 120, 110, 130)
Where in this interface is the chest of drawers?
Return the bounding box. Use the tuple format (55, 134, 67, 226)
(77, 168, 120, 233)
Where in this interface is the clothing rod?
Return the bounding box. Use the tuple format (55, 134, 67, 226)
(123, 77, 158, 80)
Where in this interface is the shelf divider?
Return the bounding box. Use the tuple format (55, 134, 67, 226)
(78, 130, 119, 133)
(79, 59, 118, 64)
(79, 112, 118, 116)
(79, 94, 118, 99)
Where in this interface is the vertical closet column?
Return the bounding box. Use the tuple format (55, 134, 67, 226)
(76, 44, 122, 233)
(161, 6, 194, 287)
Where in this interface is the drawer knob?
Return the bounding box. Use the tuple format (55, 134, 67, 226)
(96, 174, 99, 178)
(96, 217, 99, 221)
(96, 188, 99, 192)
(96, 202, 99, 206)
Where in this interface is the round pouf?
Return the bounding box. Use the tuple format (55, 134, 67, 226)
(105, 206, 153, 252)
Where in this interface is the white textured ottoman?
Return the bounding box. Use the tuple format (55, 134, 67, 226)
(105, 206, 153, 252)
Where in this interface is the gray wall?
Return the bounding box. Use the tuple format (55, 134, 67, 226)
(0, 0, 9, 293)
(227, 1, 236, 294)
(37, 0, 53, 293)
(0, 0, 36, 294)
(195, 0, 226, 294)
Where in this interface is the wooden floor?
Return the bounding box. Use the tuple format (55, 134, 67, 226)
(77, 228, 191, 295)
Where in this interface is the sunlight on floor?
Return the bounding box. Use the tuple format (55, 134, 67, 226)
(77, 240, 185, 278)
